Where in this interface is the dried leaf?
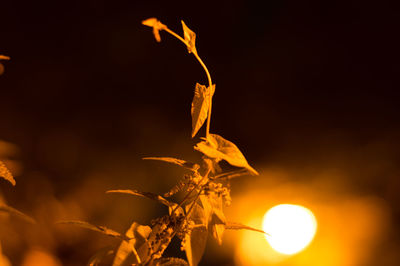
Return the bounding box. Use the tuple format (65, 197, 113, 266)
(0, 204, 36, 224)
(194, 134, 259, 175)
(107, 189, 173, 207)
(113, 222, 151, 266)
(87, 246, 114, 266)
(181, 21, 197, 54)
(0, 161, 15, 186)
(185, 225, 207, 266)
(57, 220, 126, 240)
(225, 221, 267, 234)
(143, 157, 200, 172)
(142, 17, 165, 42)
(191, 84, 215, 138)
(155, 257, 188, 266)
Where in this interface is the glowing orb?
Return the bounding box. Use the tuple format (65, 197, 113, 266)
(263, 204, 317, 255)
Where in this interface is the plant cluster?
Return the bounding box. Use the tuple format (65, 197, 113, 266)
(1, 18, 264, 265)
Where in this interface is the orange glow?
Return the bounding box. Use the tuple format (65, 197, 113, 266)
(263, 204, 317, 255)
(229, 169, 390, 266)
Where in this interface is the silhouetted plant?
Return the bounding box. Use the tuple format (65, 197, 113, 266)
(59, 18, 264, 266)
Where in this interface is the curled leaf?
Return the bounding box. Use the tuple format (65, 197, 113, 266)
(0, 161, 15, 186)
(106, 189, 173, 207)
(143, 157, 200, 172)
(142, 17, 165, 42)
(191, 83, 215, 138)
(57, 220, 126, 240)
(0, 204, 36, 224)
(194, 134, 259, 175)
(225, 221, 267, 234)
(181, 20, 197, 54)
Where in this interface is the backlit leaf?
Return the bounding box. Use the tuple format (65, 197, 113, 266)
(142, 17, 165, 42)
(181, 21, 197, 54)
(225, 221, 267, 234)
(186, 200, 207, 226)
(143, 157, 200, 172)
(0, 161, 15, 186)
(57, 220, 126, 240)
(199, 193, 226, 245)
(211, 224, 225, 245)
(113, 222, 151, 266)
(212, 169, 249, 180)
(191, 83, 215, 138)
(0, 204, 35, 224)
(169, 203, 185, 216)
(185, 225, 207, 266)
(106, 189, 173, 207)
(87, 246, 114, 266)
(155, 257, 188, 266)
(194, 134, 259, 175)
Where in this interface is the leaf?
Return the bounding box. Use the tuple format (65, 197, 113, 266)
(0, 204, 36, 224)
(211, 224, 225, 245)
(194, 134, 259, 175)
(191, 83, 215, 138)
(0, 55, 10, 60)
(142, 18, 158, 27)
(143, 157, 200, 172)
(106, 189, 174, 207)
(225, 221, 267, 234)
(169, 203, 184, 217)
(155, 257, 188, 266)
(186, 200, 207, 226)
(87, 246, 114, 266)
(199, 193, 226, 245)
(185, 225, 207, 266)
(212, 169, 249, 180)
(181, 20, 197, 54)
(57, 220, 127, 240)
(113, 222, 152, 266)
(142, 17, 165, 42)
(0, 161, 15, 186)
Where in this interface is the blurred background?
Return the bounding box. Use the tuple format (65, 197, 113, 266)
(0, 0, 399, 265)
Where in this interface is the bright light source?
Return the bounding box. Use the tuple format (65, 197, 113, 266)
(263, 204, 317, 255)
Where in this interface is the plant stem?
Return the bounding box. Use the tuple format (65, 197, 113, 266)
(162, 26, 213, 140)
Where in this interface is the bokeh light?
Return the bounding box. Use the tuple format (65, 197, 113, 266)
(263, 204, 317, 255)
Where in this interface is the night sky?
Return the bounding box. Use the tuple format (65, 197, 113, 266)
(0, 0, 399, 264)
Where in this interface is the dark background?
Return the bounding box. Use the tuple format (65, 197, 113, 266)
(0, 0, 399, 265)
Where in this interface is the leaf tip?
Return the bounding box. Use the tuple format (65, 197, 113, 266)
(0, 161, 16, 186)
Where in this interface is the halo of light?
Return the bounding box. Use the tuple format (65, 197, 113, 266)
(263, 204, 317, 255)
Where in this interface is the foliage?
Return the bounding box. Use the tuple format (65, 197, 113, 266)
(0, 55, 9, 75)
(60, 18, 264, 265)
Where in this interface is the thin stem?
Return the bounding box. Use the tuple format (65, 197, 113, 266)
(162, 25, 213, 140)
